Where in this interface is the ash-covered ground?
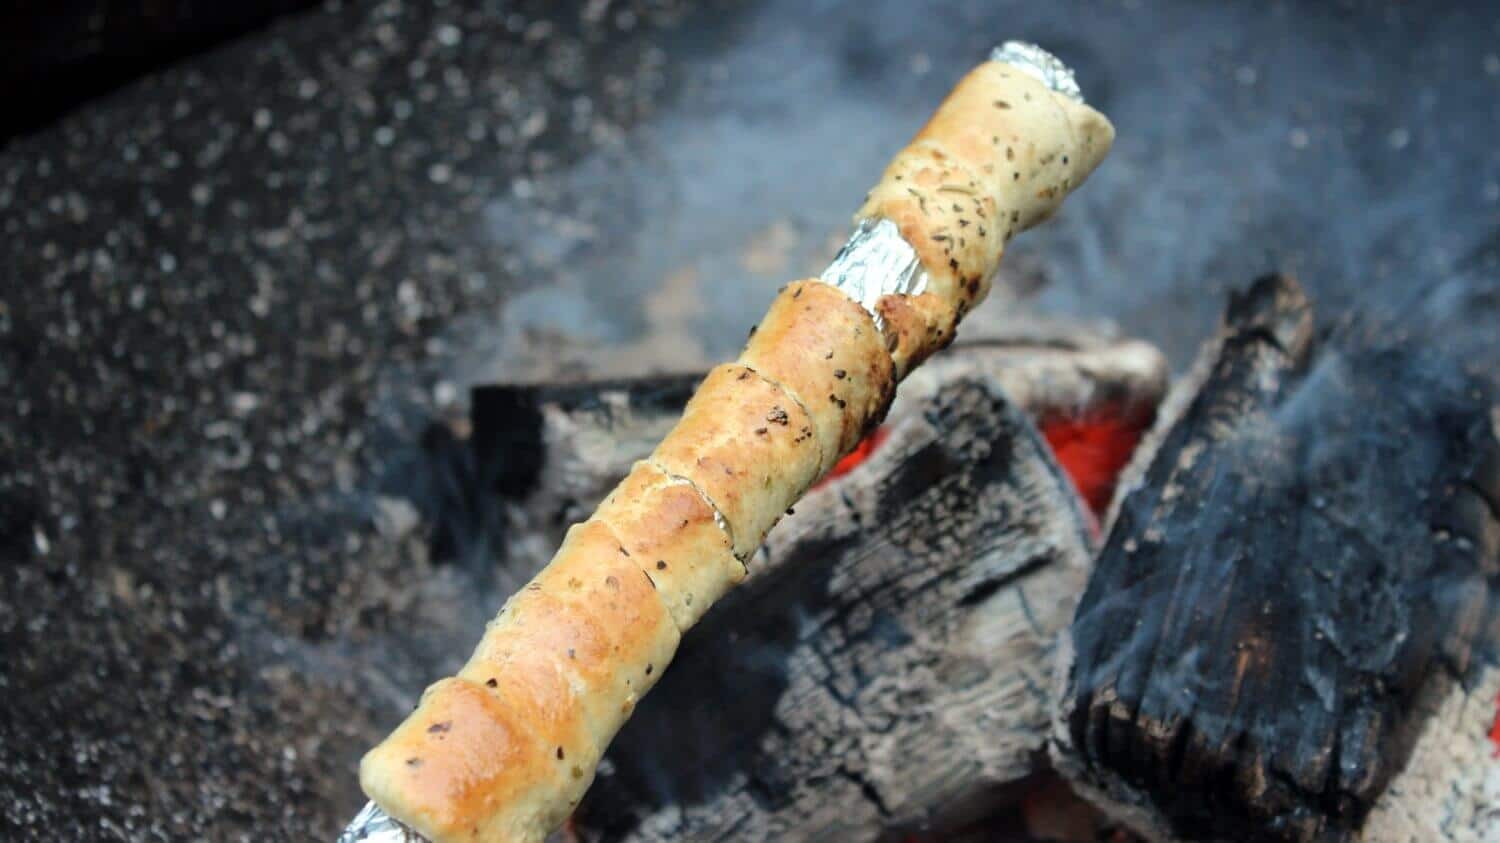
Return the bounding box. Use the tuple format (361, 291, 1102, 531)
(1, 0, 1497, 840)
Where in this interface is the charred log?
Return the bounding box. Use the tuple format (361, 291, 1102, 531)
(471, 373, 702, 502)
(571, 376, 1096, 841)
(1053, 274, 1500, 842)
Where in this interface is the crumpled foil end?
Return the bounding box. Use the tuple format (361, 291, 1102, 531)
(818, 218, 928, 325)
(337, 801, 430, 843)
(990, 40, 1084, 103)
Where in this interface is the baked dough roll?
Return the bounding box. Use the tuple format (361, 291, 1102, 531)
(358, 677, 565, 843)
(875, 290, 957, 380)
(740, 279, 896, 475)
(592, 460, 745, 630)
(648, 362, 821, 560)
(352, 43, 1114, 843)
(362, 520, 679, 842)
(857, 55, 1114, 375)
(463, 519, 679, 728)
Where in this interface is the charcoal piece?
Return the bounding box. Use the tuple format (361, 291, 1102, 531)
(570, 376, 1096, 841)
(1052, 274, 1500, 842)
(471, 372, 703, 500)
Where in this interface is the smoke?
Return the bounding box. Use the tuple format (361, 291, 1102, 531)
(451, 0, 1499, 390)
(1028, 0, 1500, 369)
(445, 0, 1500, 649)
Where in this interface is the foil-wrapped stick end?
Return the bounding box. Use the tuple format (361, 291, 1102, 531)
(821, 42, 1093, 325)
(990, 40, 1085, 102)
(338, 801, 430, 843)
(819, 218, 928, 324)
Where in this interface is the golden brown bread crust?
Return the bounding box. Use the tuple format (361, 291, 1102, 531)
(364, 521, 680, 843)
(739, 280, 896, 474)
(360, 368, 815, 842)
(875, 291, 955, 381)
(857, 61, 1114, 370)
(862, 144, 1000, 326)
(514, 519, 679, 720)
(455, 626, 592, 762)
(358, 677, 561, 842)
(649, 363, 820, 560)
(592, 460, 745, 630)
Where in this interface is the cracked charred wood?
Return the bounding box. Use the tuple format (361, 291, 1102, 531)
(1052, 274, 1500, 842)
(567, 376, 1096, 841)
(465, 332, 1166, 594)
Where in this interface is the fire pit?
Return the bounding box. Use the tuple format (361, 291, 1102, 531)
(3, 1, 1498, 841)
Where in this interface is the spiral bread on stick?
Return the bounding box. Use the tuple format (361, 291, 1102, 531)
(349, 43, 1113, 843)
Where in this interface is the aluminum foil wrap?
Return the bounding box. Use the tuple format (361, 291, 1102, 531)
(337, 801, 429, 843)
(819, 218, 927, 324)
(990, 40, 1084, 102)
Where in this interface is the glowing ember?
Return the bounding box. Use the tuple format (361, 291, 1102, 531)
(1490, 690, 1500, 757)
(813, 426, 892, 489)
(812, 408, 1148, 519)
(1039, 408, 1146, 518)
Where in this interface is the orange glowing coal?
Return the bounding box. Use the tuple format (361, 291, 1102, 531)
(813, 406, 1147, 523)
(1038, 406, 1147, 519)
(812, 427, 892, 490)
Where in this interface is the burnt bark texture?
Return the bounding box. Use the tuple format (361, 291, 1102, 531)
(1053, 274, 1500, 842)
(566, 377, 1096, 841)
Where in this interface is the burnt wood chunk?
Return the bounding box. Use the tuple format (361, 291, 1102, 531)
(569, 377, 1096, 841)
(458, 374, 702, 589)
(471, 373, 703, 500)
(1053, 274, 1500, 842)
(426, 327, 1166, 838)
